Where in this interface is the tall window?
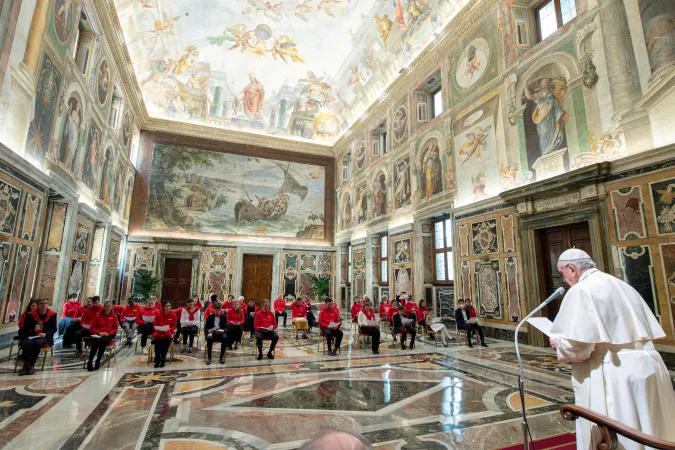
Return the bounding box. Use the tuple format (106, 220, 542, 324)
(73, 8, 95, 79)
(371, 120, 387, 157)
(431, 87, 443, 119)
(415, 69, 442, 126)
(433, 218, 454, 283)
(536, 0, 577, 41)
(380, 235, 388, 285)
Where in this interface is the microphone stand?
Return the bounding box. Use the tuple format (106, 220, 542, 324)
(514, 299, 554, 450)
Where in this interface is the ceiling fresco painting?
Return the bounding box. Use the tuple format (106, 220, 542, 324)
(114, 0, 469, 143)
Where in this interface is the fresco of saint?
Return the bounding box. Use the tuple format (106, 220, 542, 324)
(421, 140, 442, 201)
(58, 97, 81, 167)
(240, 73, 265, 121)
(523, 77, 567, 156)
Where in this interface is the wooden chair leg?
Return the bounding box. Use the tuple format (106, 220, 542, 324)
(41, 348, 47, 371)
(8, 340, 15, 362)
(14, 348, 21, 372)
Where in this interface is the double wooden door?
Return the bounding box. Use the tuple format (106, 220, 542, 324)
(161, 258, 193, 308)
(242, 255, 273, 305)
(539, 222, 593, 321)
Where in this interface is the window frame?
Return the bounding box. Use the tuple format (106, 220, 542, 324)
(73, 7, 96, 81)
(379, 234, 388, 286)
(535, 0, 576, 42)
(432, 217, 454, 285)
(430, 87, 443, 119)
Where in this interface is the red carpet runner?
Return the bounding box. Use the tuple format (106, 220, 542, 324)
(498, 433, 576, 450)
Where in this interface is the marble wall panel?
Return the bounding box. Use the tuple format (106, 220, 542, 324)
(504, 256, 521, 322)
(471, 218, 499, 255)
(0, 243, 13, 311)
(134, 247, 155, 267)
(458, 224, 469, 257)
(474, 259, 502, 319)
(90, 226, 105, 262)
(4, 245, 31, 323)
(67, 258, 86, 299)
(620, 245, 658, 319)
(660, 243, 675, 329)
(423, 235, 433, 284)
(650, 177, 675, 236)
(46, 202, 68, 252)
(18, 194, 41, 240)
(86, 262, 100, 298)
(37, 254, 60, 301)
(73, 220, 92, 256)
(460, 261, 471, 300)
(0, 180, 21, 236)
(610, 186, 647, 240)
(500, 215, 516, 252)
(391, 233, 414, 298)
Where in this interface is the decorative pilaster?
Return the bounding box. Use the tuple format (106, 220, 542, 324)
(23, 0, 50, 76)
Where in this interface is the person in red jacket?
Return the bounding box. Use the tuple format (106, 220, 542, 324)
(417, 299, 429, 327)
(227, 300, 245, 350)
(75, 296, 103, 357)
(318, 298, 342, 356)
(357, 300, 380, 354)
(152, 301, 177, 368)
(223, 295, 236, 313)
(192, 295, 203, 312)
(88, 301, 118, 371)
(121, 297, 141, 346)
(273, 294, 289, 328)
(378, 296, 391, 320)
(172, 304, 185, 345)
(254, 299, 278, 360)
(386, 300, 399, 324)
(149, 295, 161, 310)
(290, 296, 309, 339)
(179, 299, 200, 352)
(18, 299, 39, 331)
(466, 299, 477, 318)
(203, 294, 217, 319)
(404, 298, 420, 320)
(63, 297, 91, 348)
(18, 298, 57, 375)
(350, 297, 363, 321)
(136, 298, 159, 354)
(58, 293, 81, 337)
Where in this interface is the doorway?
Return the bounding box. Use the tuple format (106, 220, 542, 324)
(242, 255, 273, 305)
(537, 222, 593, 321)
(161, 258, 193, 308)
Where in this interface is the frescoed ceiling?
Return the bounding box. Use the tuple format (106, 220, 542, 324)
(113, 0, 468, 144)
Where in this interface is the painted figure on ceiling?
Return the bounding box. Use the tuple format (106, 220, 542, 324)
(240, 73, 265, 121)
(175, 45, 200, 77)
(348, 65, 360, 86)
(374, 14, 393, 49)
(523, 77, 567, 156)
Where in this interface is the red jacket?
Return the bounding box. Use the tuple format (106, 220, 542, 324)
(122, 305, 141, 320)
(153, 311, 177, 339)
(18, 311, 29, 330)
(386, 307, 398, 322)
(136, 306, 159, 326)
(203, 304, 215, 319)
(418, 307, 429, 321)
(350, 303, 362, 319)
(361, 308, 375, 321)
(318, 306, 341, 329)
(404, 301, 420, 318)
(290, 302, 307, 319)
(468, 306, 477, 318)
(81, 304, 103, 329)
(62, 300, 82, 318)
(254, 309, 277, 330)
(273, 299, 287, 313)
(75, 305, 87, 319)
(195, 300, 203, 311)
(90, 312, 119, 336)
(153, 302, 162, 311)
(227, 307, 245, 326)
(171, 307, 183, 320)
(378, 301, 390, 317)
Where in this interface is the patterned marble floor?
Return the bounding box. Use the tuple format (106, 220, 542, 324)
(0, 328, 605, 449)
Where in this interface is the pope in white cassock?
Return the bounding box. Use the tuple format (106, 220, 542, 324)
(550, 249, 675, 449)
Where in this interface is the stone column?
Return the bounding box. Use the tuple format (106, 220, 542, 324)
(638, 0, 675, 77)
(598, 0, 642, 115)
(210, 86, 223, 116)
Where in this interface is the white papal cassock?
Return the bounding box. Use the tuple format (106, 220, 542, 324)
(550, 268, 675, 449)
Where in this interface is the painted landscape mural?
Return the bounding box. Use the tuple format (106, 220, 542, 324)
(145, 143, 326, 239)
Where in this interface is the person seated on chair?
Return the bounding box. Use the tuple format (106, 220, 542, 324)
(18, 299, 39, 332)
(75, 296, 102, 357)
(203, 294, 218, 319)
(254, 299, 279, 360)
(63, 297, 91, 348)
(237, 295, 247, 309)
(417, 300, 429, 327)
(303, 295, 317, 333)
(152, 301, 177, 368)
(358, 300, 380, 355)
(172, 304, 184, 345)
(404, 297, 420, 321)
(290, 296, 309, 339)
(223, 294, 235, 313)
(466, 299, 477, 318)
(204, 302, 228, 365)
(424, 309, 452, 347)
(58, 293, 81, 338)
(393, 304, 416, 350)
(149, 295, 160, 310)
(273, 294, 288, 328)
(244, 298, 256, 339)
(227, 299, 245, 350)
(18, 298, 56, 376)
(87, 301, 118, 371)
(319, 298, 343, 356)
(455, 299, 487, 348)
(386, 300, 399, 325)
(121, 297, 140, 347)
(192, 295, 203, 312)
(350, 296, 362, 321)
(179, 299, 201, 353)
(136, 297, 159, 354)
(378, 296, 391, 321)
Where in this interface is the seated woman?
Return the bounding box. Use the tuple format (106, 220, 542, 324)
(423, 309, 452, 347)
(152, 301, 177, 368)
(75, 296, 102, 357)
(58, 294, 81, 338)
(357, 300, 380, 354)
(417, 300, 429, 327)
(18, 299, 39, 332)
(205, 302, 228, 364)
(179, 299, 201, 353)
(88, 301, 118, 371)
(290, 296, 309, 339)
(378, 296, 391, 321)
(18, 298, 56, 375)
(226, 300, 245, 350)
(393, 304, 416, 350)
(136, 298, 159, 354)
(244, 298, 256, 339)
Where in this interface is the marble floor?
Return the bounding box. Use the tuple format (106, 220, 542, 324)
(0, 327, 669, 450)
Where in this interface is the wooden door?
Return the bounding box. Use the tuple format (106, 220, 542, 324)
(161, 258, 193, 308)
(539, 222, 593, 321)
(242, 255, 273, 305)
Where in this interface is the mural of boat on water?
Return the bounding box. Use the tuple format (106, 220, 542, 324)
(144, 143, 326, 240)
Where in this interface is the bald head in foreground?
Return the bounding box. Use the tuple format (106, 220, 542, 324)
(550, 249, 675, 449)
(299, 430, 373, 450)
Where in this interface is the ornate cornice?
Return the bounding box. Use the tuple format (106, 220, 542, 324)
(143, 118, 334, 156)
(332, 0, 501, 156)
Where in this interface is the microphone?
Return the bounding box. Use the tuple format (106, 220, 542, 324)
(513, 287, 565, 449)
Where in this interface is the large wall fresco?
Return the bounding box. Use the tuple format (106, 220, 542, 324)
(143, 143, 327, 240)
(112, 0, 471, 143)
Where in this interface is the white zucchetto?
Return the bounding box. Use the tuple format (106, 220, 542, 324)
(558, 248, 592, 262)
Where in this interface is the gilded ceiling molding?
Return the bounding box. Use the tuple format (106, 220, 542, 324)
(92, 0, 149, 124)
(333, 0, 500, 156)
(143, 118, 334, 157)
